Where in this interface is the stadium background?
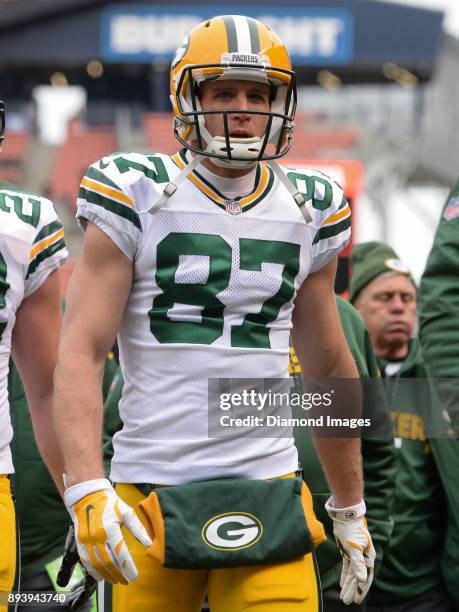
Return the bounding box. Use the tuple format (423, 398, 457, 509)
(1, 0, 458, 288)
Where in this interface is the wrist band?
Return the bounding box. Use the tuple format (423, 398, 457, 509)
(325, 497, 366, 521)
(65, 478, 112, 508)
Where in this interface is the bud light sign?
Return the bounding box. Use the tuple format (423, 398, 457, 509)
(101, 6, 354, 65)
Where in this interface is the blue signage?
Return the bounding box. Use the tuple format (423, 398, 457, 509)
(101, 6, 354, 65)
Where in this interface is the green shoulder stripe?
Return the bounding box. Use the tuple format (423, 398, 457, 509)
(26, 238, 66, 278)
(86, 166, 123, 191)
(79, 187, 141, 231)
(312, 216, 351, 245)
(34, 219, 64, 245)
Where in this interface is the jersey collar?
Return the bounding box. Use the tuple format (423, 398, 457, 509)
(171, 149, 274, 213)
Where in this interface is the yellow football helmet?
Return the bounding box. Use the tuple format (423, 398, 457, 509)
(170, 15, 296, 166)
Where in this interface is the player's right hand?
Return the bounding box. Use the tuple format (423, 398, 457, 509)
(64, 478, 152, 584)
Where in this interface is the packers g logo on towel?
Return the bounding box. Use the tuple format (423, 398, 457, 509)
(202, 512, 263, 550)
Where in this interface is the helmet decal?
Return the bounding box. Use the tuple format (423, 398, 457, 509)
(222, 15, 260, 54)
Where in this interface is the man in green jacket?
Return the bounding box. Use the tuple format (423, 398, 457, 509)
(419, 180, 459, 611)
(290, 296, 396, 611)
(349, 241, 455, 612)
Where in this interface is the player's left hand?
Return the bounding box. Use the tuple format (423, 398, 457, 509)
(325, 498, 376, 605)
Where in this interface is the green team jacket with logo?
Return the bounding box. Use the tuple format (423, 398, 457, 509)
(290, 296, 396, 591)
(9, 353, 118, 577)
(368, 339, 458, 607)
(419, 178, 459, 610)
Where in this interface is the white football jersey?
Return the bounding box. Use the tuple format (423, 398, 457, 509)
(0, 186, 68, 473)
(77, 150, 351, 484)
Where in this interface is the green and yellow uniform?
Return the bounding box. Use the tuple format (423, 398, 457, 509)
(103, 298, 395, 602)
(0, 182, 67, 611)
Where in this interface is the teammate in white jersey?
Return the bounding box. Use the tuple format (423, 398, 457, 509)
(54, 15, 375, 611)
(0, 99, 68, 610)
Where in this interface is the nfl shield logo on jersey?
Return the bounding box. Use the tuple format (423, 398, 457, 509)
(443, 197, 459, 221)
(225, 199, 242, 215)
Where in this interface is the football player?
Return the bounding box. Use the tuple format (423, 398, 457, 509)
(54, 15, 375, 611)
(0, 99, 68, 611)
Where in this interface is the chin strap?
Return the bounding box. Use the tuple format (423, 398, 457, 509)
(148, 154, 205, 214)
(266, 160, 312, 223)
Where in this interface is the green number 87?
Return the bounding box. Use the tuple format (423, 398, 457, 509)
(149, 232, 300, 349)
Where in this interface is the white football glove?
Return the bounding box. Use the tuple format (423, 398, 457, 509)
(325, 497, 376, 605)
(65, 478, 152, 585)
